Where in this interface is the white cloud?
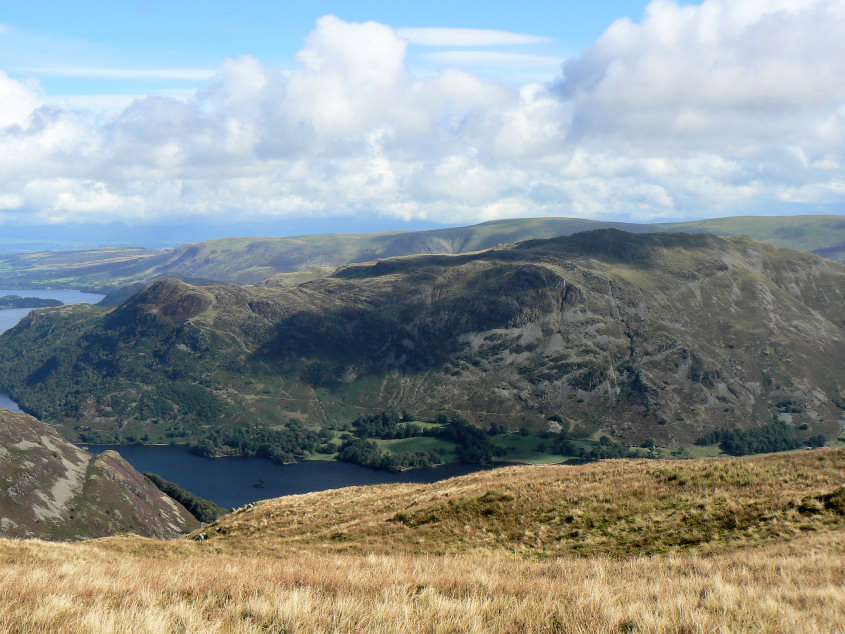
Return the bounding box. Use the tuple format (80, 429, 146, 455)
(0, 5, 844, 228)
(396, 27, 550, 47)
(0, 70, 40, 128)
(557, 0, 845, 152)
(41, 89, 197, 111)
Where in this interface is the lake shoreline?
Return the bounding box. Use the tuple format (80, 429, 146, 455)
(85, 443, 504, 507)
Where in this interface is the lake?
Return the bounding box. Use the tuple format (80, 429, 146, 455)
(0, 288, 105, 335)
(86, 444, 500, 509)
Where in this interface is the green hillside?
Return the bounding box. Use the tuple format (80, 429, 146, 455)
(668, 214, 845, 260)
(1, 230, 843, 458)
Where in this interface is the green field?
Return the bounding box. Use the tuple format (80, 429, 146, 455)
(374, 436, 458, 461)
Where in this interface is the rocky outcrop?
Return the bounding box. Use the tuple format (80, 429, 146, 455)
(0, 409, 198, 540)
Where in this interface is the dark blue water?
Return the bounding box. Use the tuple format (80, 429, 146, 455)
(85, 444, 498, 508)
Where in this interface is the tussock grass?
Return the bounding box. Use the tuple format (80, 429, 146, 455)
(0, 531, 842, 632)
(0, 450, 842, 632)
(198, 449, 845, 557)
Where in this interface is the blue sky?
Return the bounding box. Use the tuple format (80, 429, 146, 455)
(2, 1, 653, 103)
(0, 0, 843, 231)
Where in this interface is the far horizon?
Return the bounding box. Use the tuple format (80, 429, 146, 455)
(1, 212, 845, 253)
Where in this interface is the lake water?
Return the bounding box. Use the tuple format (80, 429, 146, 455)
(0, 392, 22, 413)
(86, 444, 499, 508)
(0, 288, 105, 335)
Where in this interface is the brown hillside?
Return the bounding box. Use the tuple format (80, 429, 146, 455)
(192, 449, 845, 558)
(0, 451, 841, 631)
(0, 409, 198, 539)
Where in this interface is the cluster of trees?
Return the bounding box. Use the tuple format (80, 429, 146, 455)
(188, 421, 325, 464)
(336, 438, 442, 471)
(552, 435, 640, 461)
(353, 411, 425, 439)
(695, 421, 815, 455)
(144, 472, 227, 523)
(434, 414, 498, 463)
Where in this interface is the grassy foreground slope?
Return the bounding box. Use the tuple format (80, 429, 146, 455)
(0, 450, 842, 632)
(2, 215, 845, 292)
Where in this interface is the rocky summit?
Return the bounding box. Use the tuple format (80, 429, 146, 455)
(0, 229, 843, 448)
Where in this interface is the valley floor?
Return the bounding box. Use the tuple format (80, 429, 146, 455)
(0, 530, 842, 632)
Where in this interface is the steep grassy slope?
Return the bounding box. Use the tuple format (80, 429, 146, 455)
(0, 451, 841, 632)
(0, 409, 198, 539)
(2, 214, 845, 292)
(1, 230, 844, 451)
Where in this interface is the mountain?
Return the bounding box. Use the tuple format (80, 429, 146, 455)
(0, 409, 199, 539)
(1, 214, 844, 293)
(0, 450, 841, 631)
(1, 230, 843, 452)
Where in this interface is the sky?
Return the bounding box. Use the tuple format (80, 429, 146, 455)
(1, 0, 844, 234)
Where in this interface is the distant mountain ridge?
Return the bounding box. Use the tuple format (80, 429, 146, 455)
(1, 229, 843, 451)
(0, 215, 844, 294)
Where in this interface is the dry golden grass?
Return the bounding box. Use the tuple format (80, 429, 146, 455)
(0, 531, 842, 633)
(198, 449, 845, 557)
(0, 450, 842, 632)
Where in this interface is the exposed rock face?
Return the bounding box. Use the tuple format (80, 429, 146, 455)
(1, 230, 845, 446)
(0, 409, 198, 540)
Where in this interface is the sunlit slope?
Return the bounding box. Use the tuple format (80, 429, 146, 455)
(1, 230, 844, 450)
(0, 450, 841, 632)
(2, 214, 844, 292)
(192, 449, 845, 557)
(668, 214, 845, 260)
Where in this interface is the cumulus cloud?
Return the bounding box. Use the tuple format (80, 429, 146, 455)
(0, 70, 40, 128)
(423, 51, 564, 68)
(0, 3, 844, 228)
(558, 0, 845, 150)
